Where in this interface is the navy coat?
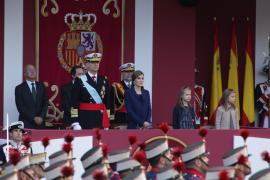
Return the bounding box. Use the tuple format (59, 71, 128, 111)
(124, 87, 151, 129)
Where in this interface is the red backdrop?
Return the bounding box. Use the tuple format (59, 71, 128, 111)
(38, 0, 122, 87)
(152, 0, 196, 127)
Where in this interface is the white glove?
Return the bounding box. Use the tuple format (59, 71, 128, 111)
(265, 87, 270, 96)
(71, 122, 82, 130)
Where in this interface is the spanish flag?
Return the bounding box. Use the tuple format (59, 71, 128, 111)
(242, 19, 254, 125)
(228, 19, 240, 119)
(209, 19, 223, 124)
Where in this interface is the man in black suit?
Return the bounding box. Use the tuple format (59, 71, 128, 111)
(60, 65, 84, 127)
(111, 63, 134, 128)
(70, 53, 110, 129)
(15, 64, 48, 129)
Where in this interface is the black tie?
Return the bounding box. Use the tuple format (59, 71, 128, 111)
(128, 83, 131, 88)
(31, 82, 37, 101)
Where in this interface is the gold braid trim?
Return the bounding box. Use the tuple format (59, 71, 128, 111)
(112, 82, 125, 111)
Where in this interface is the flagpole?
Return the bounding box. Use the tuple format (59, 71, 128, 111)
(6, 113, 9, 162)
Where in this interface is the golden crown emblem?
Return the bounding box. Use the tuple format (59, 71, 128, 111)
(64, 12, 97, 31)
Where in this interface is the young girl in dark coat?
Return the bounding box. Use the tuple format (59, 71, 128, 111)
(172, 87, 195, 129)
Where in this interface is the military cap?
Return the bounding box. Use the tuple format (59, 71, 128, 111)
(222, 146, 249, 167)
(84, 53, 102, 62)
(119, 63, 135, 72)
(116, 157, 141, 173)
(122, 169, 146, 180)
(7, 121, 25, 133)
(181, 141, 208, 162)
(145, 139, 169, 160)
(30, 152, 46, 165)
(108, 149, 130, 164)
(80, 146, 103, 170)
(249, 167, 270, 180)
(3, 155, 30, 175)
(49, 150, 74, 165)
(206, 166, 235, 180)
(81, 163, 108, 180)
(44, 160, 72, 180)
(156, 165, 180, 180)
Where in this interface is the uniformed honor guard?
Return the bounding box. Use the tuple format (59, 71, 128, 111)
(255, 65, 270, 128)
(194, 84, 206, 127)
(181, 141, 209, 180)
(0, 121, 31, 166)
(222, 146, 251, 179)
(249, 167, 270, 180)
(205, 166, 235, 180)
(111, 63, 135, 128)
(145, 139, 170, 180)
(70, 52, 110, 130)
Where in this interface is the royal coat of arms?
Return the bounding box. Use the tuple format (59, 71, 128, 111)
(57, 12, 103, 72)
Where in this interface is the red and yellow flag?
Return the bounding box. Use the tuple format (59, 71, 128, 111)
(209, 20, 223, 124)
(228, 20, 240, 119)
(242, 20, 255, 125)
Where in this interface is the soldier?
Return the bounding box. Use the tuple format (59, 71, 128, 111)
(255, 65, 270, 128)
(111, 63, 135, 128)
(249, 167, 270, 180)
(181, 141, 209, 180)
(0, 121, 31, 166)
(145, 139, 170, 180)
(70, 52, 110, 129)
(206, 166, 235, 180)
(222, 146, 251, 179)
(194, 84, 206, 127)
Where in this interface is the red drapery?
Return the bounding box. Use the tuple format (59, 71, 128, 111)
(38, 0, 122, 89)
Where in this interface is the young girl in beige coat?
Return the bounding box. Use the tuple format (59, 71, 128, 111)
(215, 89, 240, 129)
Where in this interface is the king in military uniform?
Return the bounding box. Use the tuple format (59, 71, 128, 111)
(111, 63, 135, 128)
(70, 53, 110, 129)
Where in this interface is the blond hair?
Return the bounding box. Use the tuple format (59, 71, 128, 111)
(220, 88, 236, 110)
(177, 86, 192, 107)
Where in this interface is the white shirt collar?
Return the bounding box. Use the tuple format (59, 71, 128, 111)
(26, 80, 36, 91)
(26, 80, 35, 85)
(124, 81, 132, 87)
(88, 72, 97, 77)
(9, 140, 21, 148)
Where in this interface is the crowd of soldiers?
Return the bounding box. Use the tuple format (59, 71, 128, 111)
(0, 121, 269, 179)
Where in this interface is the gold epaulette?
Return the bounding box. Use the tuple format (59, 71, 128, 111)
(70, 107, 78, 118)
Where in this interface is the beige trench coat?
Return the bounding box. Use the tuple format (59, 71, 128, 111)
(215, 106, 240, 129)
